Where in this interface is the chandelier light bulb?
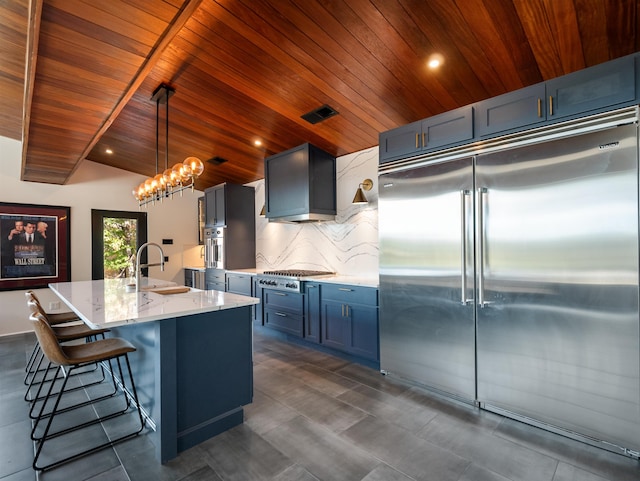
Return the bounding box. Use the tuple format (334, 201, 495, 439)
(163, 168, 175, 187)
(183, 156, 204, 177)
(154, 173, 165, 190)
(180, 163, 193, 182)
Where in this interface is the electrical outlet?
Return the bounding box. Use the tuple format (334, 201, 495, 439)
(164, 256, 169, 262)
(49, 301, 61, 311)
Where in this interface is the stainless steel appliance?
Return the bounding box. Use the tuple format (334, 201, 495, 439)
(257, 269, 334, 293)
(204, 227, 224, 270)
(379, 107, 640, 455)
(187, 269, 205, 290)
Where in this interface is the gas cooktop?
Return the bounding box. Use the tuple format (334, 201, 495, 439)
(262, 269, 335, 278)
(257, 269, 335, 292)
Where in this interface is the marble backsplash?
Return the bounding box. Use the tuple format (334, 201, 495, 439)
(251, 146, 379, 278)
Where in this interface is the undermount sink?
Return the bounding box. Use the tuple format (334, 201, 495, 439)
(125, 281, 178, 292)
(148, 286, 191, 295)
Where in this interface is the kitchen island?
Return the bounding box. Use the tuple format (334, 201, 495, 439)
(48, 278, 259, 463)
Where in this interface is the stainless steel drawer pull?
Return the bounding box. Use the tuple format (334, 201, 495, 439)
(338, 288, 353, 292)
(274, 292, 287, 296)
(275, 312, 287, 317)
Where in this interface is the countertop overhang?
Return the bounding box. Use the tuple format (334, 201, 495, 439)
(49, 278, 259, 328)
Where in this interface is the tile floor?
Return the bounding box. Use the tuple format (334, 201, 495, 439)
(1, 327, 639, 481)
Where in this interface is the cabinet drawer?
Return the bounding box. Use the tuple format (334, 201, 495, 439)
(263, 290, 303, 313)
(321, 284, 378, 305)
(226, 273, 252, 296)
(264, 308, 303, 337)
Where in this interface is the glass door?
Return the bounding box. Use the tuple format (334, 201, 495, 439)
(91, 210, 147, 280)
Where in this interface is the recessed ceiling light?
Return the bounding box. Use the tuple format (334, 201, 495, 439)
(105, 148, 113, 154)
(427, 53, 444, 69)
(254, 139, 262, 147)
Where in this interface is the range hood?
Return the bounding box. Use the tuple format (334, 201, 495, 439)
(264, 143, 336, 223)
(269, 212, 336, 223)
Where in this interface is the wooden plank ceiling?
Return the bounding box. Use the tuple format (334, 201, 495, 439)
(1, 0, 638, 190)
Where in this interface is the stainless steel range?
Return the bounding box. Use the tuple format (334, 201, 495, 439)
(257, 269, 334, 293)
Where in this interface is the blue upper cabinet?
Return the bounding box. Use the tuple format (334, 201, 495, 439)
(476, 54, 637, 139)
(475, 83, 546, 137)
(546, 54, 636, 121)
(379, 106, 474, 163)
(378, 120, 421, 163)
(421, 105, 474, 151)
(381, 54, 639, 163)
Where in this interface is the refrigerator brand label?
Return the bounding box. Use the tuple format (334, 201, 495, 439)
(598, 141, 619, 150)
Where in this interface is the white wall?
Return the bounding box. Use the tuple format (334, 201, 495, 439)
(0, 136, 202, 336)
(0, 136, 380, 336)
(252, 146, 379, 278)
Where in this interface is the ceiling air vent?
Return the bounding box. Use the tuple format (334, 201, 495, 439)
(206, 156, 228, 165)
(301, 104, 339, 124)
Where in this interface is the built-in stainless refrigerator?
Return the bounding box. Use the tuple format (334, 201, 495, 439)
(379, 108, 640, 455)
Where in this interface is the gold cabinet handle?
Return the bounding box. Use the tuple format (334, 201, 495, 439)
(549, 95, 553, 116)
(537, 98, 542, 118)
(422, 132, 426, 148)
(415, 133, 419, 149)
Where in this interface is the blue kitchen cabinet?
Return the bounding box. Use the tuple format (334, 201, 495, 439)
(383, 54, 639, 159)
(546, 54, 636, 121)
(205, 182, 255, 230)
(252, 277, 263, 325)
(475, 83, 546, 137)
(321, 299, 349, 351)
(206, 268, 225, 291)
(320, 284, 379, 361)
(263, 290, 304, 337)
(226, 272, 262, 324)
(225, 272, 252, 296)
(476, 54, 637, 139)
(304, 282, 321, 343)
(378, 120, 422, 163)
(205, 184, 226, 227)
(379, 106, 474, 163)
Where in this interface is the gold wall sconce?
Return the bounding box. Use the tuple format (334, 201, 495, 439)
(352, 178, 373, 204)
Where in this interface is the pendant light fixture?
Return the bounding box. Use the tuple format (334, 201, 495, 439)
(133, 83, 205, 207)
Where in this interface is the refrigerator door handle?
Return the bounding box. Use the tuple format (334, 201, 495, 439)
(477, 187, 487, 307)
(460, 190, 471, 304)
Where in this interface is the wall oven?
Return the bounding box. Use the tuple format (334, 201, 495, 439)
(204, 227, 225, 270)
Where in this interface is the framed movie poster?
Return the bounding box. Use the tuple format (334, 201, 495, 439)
(0, 202, 70, 290)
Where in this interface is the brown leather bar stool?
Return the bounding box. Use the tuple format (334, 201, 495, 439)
(24, 290, 82, 376)
(24, 297, 110, 403)
(29, 312, 145, 471)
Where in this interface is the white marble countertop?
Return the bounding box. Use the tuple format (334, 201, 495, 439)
(301, 274, 379, 288)
(49, 277, 259, 329)
(183, 265, 205, 271)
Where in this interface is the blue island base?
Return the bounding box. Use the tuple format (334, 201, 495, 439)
(111, 305, 253, 462)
